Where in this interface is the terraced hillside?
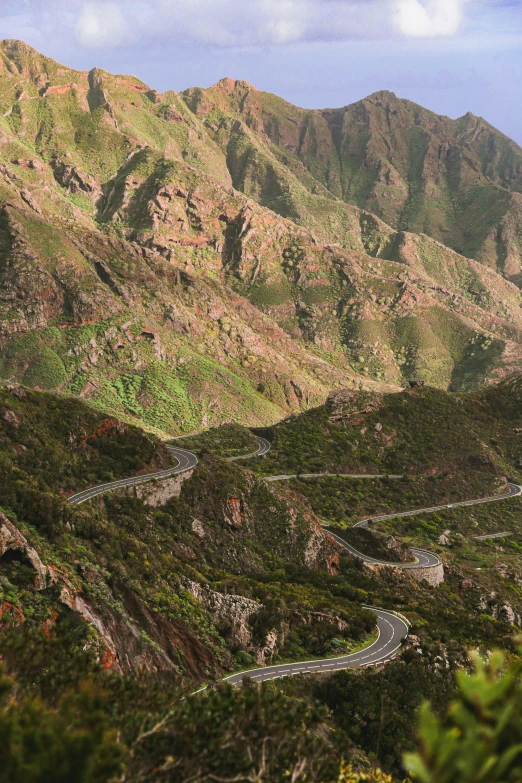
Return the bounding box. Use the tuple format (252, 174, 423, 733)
(0, 40, 521, 436)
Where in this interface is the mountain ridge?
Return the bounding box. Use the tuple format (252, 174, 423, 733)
(3, 38, 522, 783)
(0, 39, 521, 434)
(183, 75, 522, 284)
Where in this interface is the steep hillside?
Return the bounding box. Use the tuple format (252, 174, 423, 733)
(3, 38, 522, 783)
(0, 40, 521, 435)
(2, 387, 522, 780)
(184, 80, 522, 285)
(0, 383, 372, 680)
(252, 376, 522, 484)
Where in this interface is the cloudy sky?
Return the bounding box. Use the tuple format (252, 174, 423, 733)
(1, 1, 521, 143)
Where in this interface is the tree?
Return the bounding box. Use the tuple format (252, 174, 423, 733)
(126, 680, 340, 782)
(405, 649, 522, 783)
(0, 667, 124, 783)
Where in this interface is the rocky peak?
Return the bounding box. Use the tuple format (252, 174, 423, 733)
(0, 39, 62, 81)
(363, 89, 399, 105)
(214, 77, 257, 94)
(459, 110, 479, 124)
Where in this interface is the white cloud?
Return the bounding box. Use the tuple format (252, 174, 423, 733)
(0, 1, 390, 50)
(393, 0, 467, 37)
(76, 2, 135, 48)
(0, 0, 495, 50)
(146, 0, 399, 46)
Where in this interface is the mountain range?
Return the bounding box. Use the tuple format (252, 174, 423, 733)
(2, 38, 522, 780)
(1, 39, 521, 434)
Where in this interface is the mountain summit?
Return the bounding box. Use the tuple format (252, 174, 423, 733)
(0, 40, 521, 434)
(182, 78, 522, 286)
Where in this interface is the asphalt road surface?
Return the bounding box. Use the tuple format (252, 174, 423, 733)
(223, 608, 409, 685)
(263, 478, 521, 570)
(473, 531, 512, 540)
(265, 473, 403, 482)
(66, 432, 522, 686)
(353, 483, 522, 529)
(68, 436, 269, 504)
(68, 446, 198, 504)
(322, 482, 522, 568)
(227, 436, 271, 460)
(329, 532, 441, 568)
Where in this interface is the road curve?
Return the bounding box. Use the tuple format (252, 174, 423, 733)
(329, 532, 441, 568)
(66, 433, 522, 686)
(67, 436, 269, 505)
(223, 608, 409, 685)
(68, 446, 199, 505)
(262, 475, 521, 569)
(226, 436, 271, 461)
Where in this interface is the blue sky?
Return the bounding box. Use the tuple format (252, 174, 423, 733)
(1, 1, 521, 144)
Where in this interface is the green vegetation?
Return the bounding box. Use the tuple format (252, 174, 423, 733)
(398, 127, 427, 233)
(200, 82, 522, 276)
(0, 385, 166, 494)
(374, 494, 522, 592)
(0, 321, 284, 436)
(1, 42, 522, 426)
(284, 474, 502, 526)
(312, 654, 455, 776)
(0, 384, 378, 676)
(405, 648, 522, 782)
(250, 278, 294, 308)
(0, 647, 396, 783)
(251, 381, 522, 481)
(2, 382, 522, 780)
(171, 422, 258, 457)
(0, 665, 124, 783)
(1, 41, 522, 782)
(21, 347, 67, 390)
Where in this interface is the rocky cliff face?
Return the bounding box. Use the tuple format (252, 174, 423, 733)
(185, 81, 522, 286)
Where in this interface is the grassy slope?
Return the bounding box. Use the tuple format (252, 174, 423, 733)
(170, 422, 258, 457)
(0, 41, 521, 419)
(0, 384, 168, 493)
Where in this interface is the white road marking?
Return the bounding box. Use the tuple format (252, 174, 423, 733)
(65, 435, 521, 691)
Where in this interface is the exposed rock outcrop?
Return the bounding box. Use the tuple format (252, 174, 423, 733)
(117, 469, 195, 506)
(326, 389, 384, 426)
(187, 580, 261, 650)
(365, 558, 444, 586)
(51, 160, 103, 203)
(0, 512, 48, 590)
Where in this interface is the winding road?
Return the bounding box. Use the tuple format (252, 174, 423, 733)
(227, 436, 271, 461)
(224, 608, 409, 683)
(329, 532, 441, 568)
(329, 482, 521, 569)
(67, 434, 522, 685)
(352, 482, 522, 529)
(67, 436, 270, 504)
(68, 446, 199, 505)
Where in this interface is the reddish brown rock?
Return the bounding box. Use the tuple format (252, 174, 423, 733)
(0, 511, 48, 590)
(2, 408, 19, 426)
